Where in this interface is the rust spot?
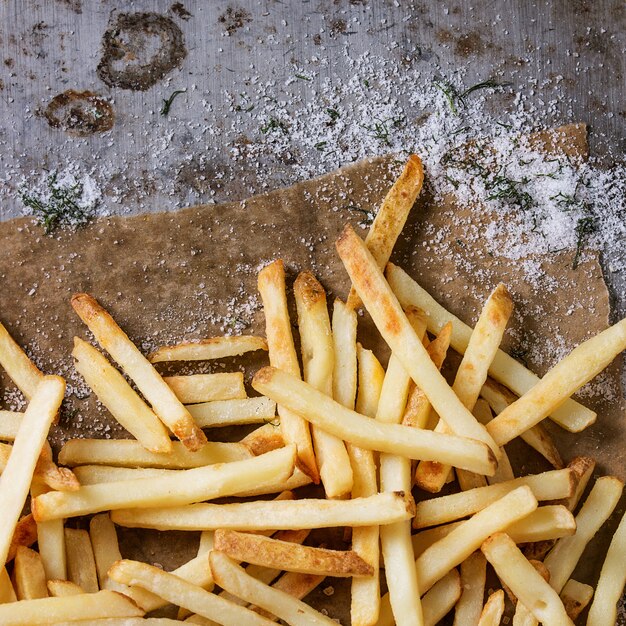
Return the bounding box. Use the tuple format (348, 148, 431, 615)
(329, 18, 347, 37)
(97, 13, 187, 91)
(455, 31, 489, 57)
(56, 0, 82, 13)
(4, 58, 14, 68)
(170, 2, 192, 20)
(313, 33, 322, 45)
(44, 90, 114, 136)
(218, 6, 252, 35)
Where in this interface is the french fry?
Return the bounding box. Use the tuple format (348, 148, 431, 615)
(413, 468, 574, 528)
(59, 438, 252, 468)
(0, 589, 144, 624)
(31, 483, 66, 580)
(355, 345, 385, 417)
(0, 567, 16, 603)
(559, 579, 593, 621)
(210, 551, 338, 626)
(336, 226, 500, 456)
(50, 619, 182, 625)
(346, 154, 424, 309)
(543, 476, 623, 593)
(35, 442, 80, 492)
(13, 546, 48, 600)
(90, 514, 126, 594)
(240, 424, 285, 456)
(258, 260, 319, 482)
(453, 552, 486, 626)
(294, 271, 352, 498)
(586, 509, 626, 626)
(6, 514, 38, 563)
(0, 376, 65, 565)
(509, 559, 551, 626)
(149, 335, 268, 362)
(253, 366, 497, 475)
(215, 530, 373, 577)
(164, 373, 247, 403)
(386, 262, 596, 432)
(111, 491, 414, 531)
(65, 528, 99, 593)
(33, 445, 296, 521)
(73, 337, 172, 453)
(0, 412, 20, 440)
(108, 559, 274, 626)
(0, 320, 44, 400)
(71, 293, 206, 451)
(187, 397, 277, 428)
(230, 467, 313, 498)
(477, 589, 505, 626)
(482, 533, 573, 626)
(332, 299, 358, 409)
(47, 580, 84, 597)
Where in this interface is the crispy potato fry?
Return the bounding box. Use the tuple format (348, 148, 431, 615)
(90, 514, 127, 594)
(187, 397, 276, 428)
(387, 262, 596, 432)
(0, 321, 44, 400)
(295, 271, 353, 499)
(453, 552, 486, 626)
(50, 619, 181, 626)
(59, 438, 251, 468)
(240, 423, 285, 456)
(586, 509, 626, 626)
(559, 579, 593, 621)
(108, 559, 274, 626)
(31, 483, 66, 580)
(355, 345, 385, 417)
(336, 226, 499, 456)
(332, 299, 358, 409)
(210, 551, 338, 626)
(477, 589, 505, 626)
(149, 335, 268, 362)
(346, 154, 424, 309)
(6, 514, 38, 563)
(253, 366, 497, 475)
(65, 528, 99, 593)
(111, 491, 414, 531)
(0, 589, 143, 624)
(33, 445, 296, 521)
(72, 293, 207, 450)
(47, 580, 84, 597)
(258, 260, 318, 482)
(164, 373, 247, 404)
(0, 411, 21, 441)
(13, 546, 47, 600)
(0, 376, 65, 565)
(215, 530, 373, 577)
(73, 337, 172, 453)
(413, 468, 574, 529)
(483, 533, 574, 626)
(0, 567, 16, 603)
(544, 476, 623, 593)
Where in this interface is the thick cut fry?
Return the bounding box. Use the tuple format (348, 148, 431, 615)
(35, 442, 81, 492)
(240, 424, 285, 456)
(33, 445, 296, 521)
(0, 321, 44, 399)
(149, 335, 268, 362)
(73, 337, 172, 453)
(0, 590, 143, 624)
(51, 619, 182, 626)
(413, 469, 574, 528)
(0, 411, 21, 440)
(229, 467, 312, 498)
(214, 530, 372, 577)
(253, 367, 496, 475)
(559, 579, 593, 621)
(295, 271, 352, 498)
(477, 590, 505, 626)
(187, 397, 276, 428)
(164, 373, 247, 404)
(355, 345, 385, 417)
(332, 299, 358, 409)
(65, 528, 99, 593)
(347, 154, 424, 309)
(31, 484, 66, 581)
(586, 509, 626, 626)
(258, 260, 318, 482)
(210, 552, 337, 626)
(90, 514, 126, 594)
(387, 263, 596, 432)
(453, 552, 486, 626)
(13, 546, 47, 600)
(6, 514, 38, 563)
(0, 376, 65, 565)
(72, 293, 206, 451)
(336, 226, 499, 456)
(0, 567, 16, 603)
(47, 580, 84, 597)
(544, 476, 623, 593)
(108, 559, 274, 626)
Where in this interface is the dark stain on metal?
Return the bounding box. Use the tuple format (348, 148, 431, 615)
(218, 7, 252, 35)
(55, 0, 82, 14)
(4, 58, 14, 68)
(44, 90, 114, 136)
(437, 29, 493, 57)
(97, 13, 187, 91)
(170, 2, 192, 20)
(329, 18, 348, 36)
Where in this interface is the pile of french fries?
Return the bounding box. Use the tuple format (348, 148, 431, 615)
(0, 153, 624, 626)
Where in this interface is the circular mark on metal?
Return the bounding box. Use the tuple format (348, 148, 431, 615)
(97, 12, 187, 91)
(44, 90, 114, 135)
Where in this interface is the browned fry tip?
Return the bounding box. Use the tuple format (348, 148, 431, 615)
(294, 271, 326, 307)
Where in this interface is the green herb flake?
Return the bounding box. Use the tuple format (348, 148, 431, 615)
(572, 216, 597, 269)
(160, 89, 187, 116)
(295, 74, 311, 81)
(261, 118, 288, 134)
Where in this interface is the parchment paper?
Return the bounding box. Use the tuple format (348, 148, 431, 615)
(0, 123, 623, 622)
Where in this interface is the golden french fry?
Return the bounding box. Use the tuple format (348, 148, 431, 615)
(149, 335, 267, 362)
(294, 271, 352, 499)
(210, 551, 338, 626)
(559, 579, 593, 621)
(215, 530, 372, 577)
(0, 412, 20, 441)
(47, 580, 84, 597)
(240, 423, 285, 456)
(347, 154, 424, 309)
(0, 321, 44, 400)
(73, 337, 172, 453)
(253, 366, 497, 475)
(453, 552, 486, 626)
(0, 376, 65, 565)
(6, 514, 38, 563)
(258, 260, 318, 482)
(33, 445, 296, 521)
(65, 528, 99, 594)
(477, 589, 505, 626)
(0, 567, 16, 603)
(413, 468, 574, 529)
(355, 345, 385, 417)
(386, 262, 596, 432)
(71, 293, 206, 451)
(187, 397, 276, 428)
(336, 226, 499, 456)
(59, 438, 252, 469)
(332, 299, 358, 410)
(50, 619, 182, 625)
(164, 373, 247, 404)
(13, 546, 47, 600)
(31, 483, 66, 581)
(89, 514, 127, 595)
